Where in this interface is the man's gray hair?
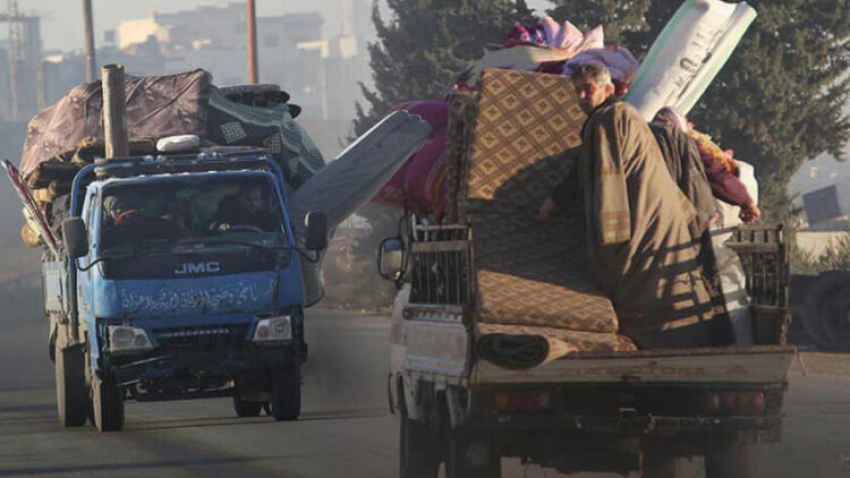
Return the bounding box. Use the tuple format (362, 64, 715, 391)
(570, 63, 613, 87)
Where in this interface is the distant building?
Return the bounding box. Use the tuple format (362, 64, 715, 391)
(115, 3, 324, 117)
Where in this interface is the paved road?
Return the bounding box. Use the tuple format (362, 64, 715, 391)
(1, 304, 849, 477)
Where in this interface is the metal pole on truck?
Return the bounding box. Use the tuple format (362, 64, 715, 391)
(83, 0, 96, 83)
(247, 0, 259, 84)
(102, 64, 128, 158)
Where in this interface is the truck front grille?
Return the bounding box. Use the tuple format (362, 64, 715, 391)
(153, 324, 249, 352)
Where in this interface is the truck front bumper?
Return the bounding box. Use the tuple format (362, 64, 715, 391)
(105, 320, 306, 399)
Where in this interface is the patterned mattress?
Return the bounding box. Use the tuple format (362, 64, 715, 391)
(449, 69, 624, 338)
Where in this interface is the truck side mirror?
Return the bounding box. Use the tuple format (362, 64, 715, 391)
(304, 212, 328, 251)
(378, 237, 405, 282)
(62, 217, 88, 259)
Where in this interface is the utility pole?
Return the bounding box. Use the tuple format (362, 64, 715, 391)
(102, 64, 128, 158)
(82, 0, 96, 83)
(7, 0, 19, 121)
(246, 0, 258, 84)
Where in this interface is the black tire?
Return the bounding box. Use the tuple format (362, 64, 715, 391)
(233, 397, 263, 417)
(802, 271, 850, 349)
(705, 440, 755, 478)
(641, 456, 693, 478)
(444, 428, 501, 478)
(400, 412, 439, 478)
(55, 344, 88, 427)
(233, 378, 263, 418)
(270, 363, 301, 421)
(641, 442, 699, 478)
(92, 375, 125, 432)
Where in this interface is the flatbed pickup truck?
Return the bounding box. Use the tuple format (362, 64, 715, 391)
(380, 219, 793, 478)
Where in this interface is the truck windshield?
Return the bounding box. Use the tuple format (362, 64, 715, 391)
(99, 176, 286, 252)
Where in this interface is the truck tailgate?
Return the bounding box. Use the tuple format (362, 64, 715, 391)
(471, 345, 795, 385)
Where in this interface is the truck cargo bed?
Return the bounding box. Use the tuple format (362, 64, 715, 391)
(471, 344, 795, 385)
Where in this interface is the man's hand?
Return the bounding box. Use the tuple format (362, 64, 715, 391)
(538, 197, 556, 223)
(740, 204, 760, 223)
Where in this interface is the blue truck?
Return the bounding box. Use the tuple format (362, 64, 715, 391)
(4, 150, 328, 431)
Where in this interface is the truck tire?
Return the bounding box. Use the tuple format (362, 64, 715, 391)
(641, 456, 692, 478)
(400, 412, 439, 478)
(444, 428, 501, 478)
(92, 375, 125, 432)
(270, 363, 301, 421)
(803, 271, 850, 350)
(642, 442, 699, 478)
(705, 440, 754, 478)
(233, 379, 263, 417)
(233, 396, 263, 417)
(54, 344, 88, 427)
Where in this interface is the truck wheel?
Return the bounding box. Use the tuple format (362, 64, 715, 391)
(55, 344, 88, 427)
(444, 428, 501, 478)
(233, 397, 263, 417)
(270, 363, 301, 421)
(400, 412, 439, 478)
(642, 443, 698, 478)
(705, 440, 754, 478)
(233, 378, 263, 417)
(802, 271, 850, 349)
(92, 375, 125, 432)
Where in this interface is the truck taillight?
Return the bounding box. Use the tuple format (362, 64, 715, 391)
(705, 391, 765, 414)
(494, 389, 553, 413)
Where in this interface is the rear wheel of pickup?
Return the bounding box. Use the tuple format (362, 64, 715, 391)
(705, 440, 754, 478)
(642, 441, 700, 478)
(399, 411, 439, 478)
(92, 375, 125, 432)
(270, 363, 301, 421)
(55, 344, 88, 427)
(444, 428, 501, 478)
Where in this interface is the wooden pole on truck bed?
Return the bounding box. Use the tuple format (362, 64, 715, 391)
(247, 0, 259, 84)
(102, 64, 128, 158)
(82, 0, 96, 83)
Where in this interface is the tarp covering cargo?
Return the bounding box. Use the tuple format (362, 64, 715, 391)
(21, 70, 211, 182)
(19, 69, 323, 189)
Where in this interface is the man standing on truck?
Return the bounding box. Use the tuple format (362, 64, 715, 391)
(653, 106, 761, 224)
(539, 63, 718, 349)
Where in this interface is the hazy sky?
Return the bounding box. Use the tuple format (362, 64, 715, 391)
(19, 0, 551, 52)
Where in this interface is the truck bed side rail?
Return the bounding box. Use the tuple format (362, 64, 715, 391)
(408, 221, 472, 308)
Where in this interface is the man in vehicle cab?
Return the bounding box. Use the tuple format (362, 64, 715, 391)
(101, 194, 187, 248)
(210, 184, 277, 233)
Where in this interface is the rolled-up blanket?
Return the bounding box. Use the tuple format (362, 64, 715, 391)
(476, 323, 637, 370)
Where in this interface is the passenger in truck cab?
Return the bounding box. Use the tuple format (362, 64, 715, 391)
(101, 194, 188, 248)
(210, 184, 277, 233)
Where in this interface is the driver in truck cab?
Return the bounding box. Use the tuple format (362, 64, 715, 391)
(210, 184, 277, 232)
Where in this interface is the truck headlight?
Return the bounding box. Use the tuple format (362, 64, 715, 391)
(253, 316, 292, 342)
(108, 326, 153, 354)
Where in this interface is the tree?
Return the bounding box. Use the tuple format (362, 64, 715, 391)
(353, 0, 534, 136)
(546, 0, 850, 216)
